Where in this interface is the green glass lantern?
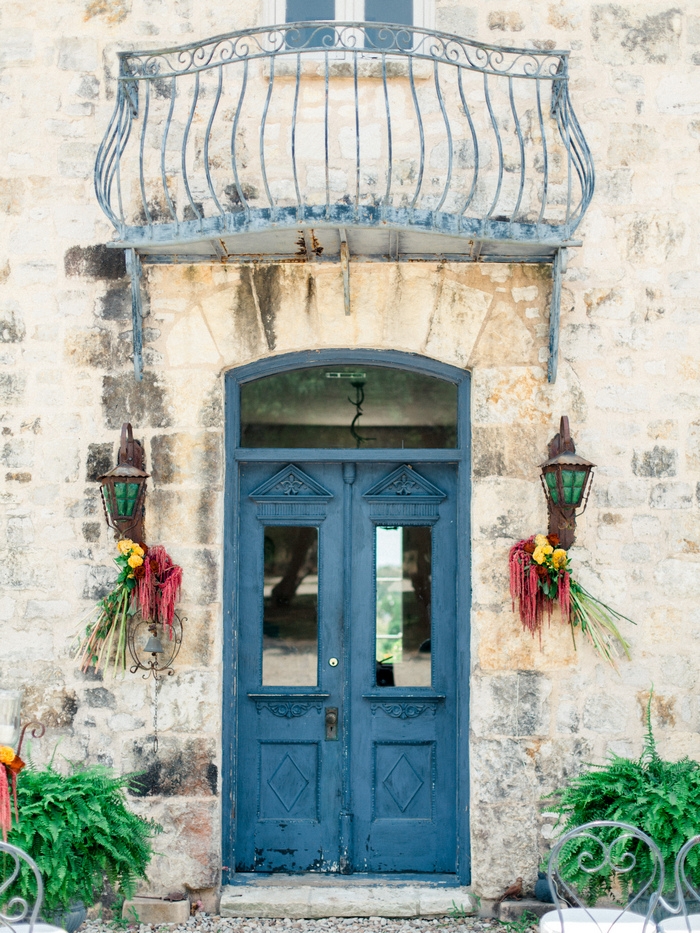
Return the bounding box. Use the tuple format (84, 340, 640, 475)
(539, 416, 595, 549)
(99, 423, 149, 541)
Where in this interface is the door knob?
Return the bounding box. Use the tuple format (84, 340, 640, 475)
(325, 707, 338, 740)
(329, 657, 338, 667)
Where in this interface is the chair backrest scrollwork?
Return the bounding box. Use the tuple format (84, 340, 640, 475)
(546, 820, 665, 932)
(663, 835, 700, 929)
(0, 842, 43, 933)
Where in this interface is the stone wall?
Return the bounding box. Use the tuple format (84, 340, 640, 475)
(1, 0, 699, 904)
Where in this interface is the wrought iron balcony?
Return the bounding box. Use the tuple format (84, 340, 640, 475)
(96, 21, 593, 263)
(94, 21, 594, 380)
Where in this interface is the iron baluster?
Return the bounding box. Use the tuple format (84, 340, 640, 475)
(353, 49, 360, 221)
(231, 57, 250, 217)
(382, 51, 392, 219)
(483, 72, 503, 221)
(324, 49, 330, 220)
(160, 77, 179, 226)
(292, 51, 302, 222)
(508, 75, 525, 230)
(260, 53, 275, 216)
(536, 77, 549, 232)
(408, 55, 424, 213)
(182, 71, 203, 229)
(204, 64, 226, 218)
(457, 66, 479, 224)
(433, 58, 452, 217)
(139, 79, 153, 233)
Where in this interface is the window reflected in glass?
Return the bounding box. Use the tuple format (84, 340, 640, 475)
(262, 526, 319, 686)
(285, 0, 335, 49)
(375, 526, 431, 688)
(364, 0, 413, 49)
(241, 366, 457, 449)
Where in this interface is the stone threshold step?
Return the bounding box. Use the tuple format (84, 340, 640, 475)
(220, 883, 476, 919)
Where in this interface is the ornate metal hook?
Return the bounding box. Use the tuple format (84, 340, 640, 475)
(348, 380, 374, 448)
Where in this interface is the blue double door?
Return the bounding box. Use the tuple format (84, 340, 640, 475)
(235, 459, 458, 874)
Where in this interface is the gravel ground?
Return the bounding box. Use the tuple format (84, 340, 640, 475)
(82, 914, 503, 933)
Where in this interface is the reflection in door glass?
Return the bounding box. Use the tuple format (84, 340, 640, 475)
(262, 527, 318, 686)
(241, 366, 457, 448)
(375, 526, 431, 688)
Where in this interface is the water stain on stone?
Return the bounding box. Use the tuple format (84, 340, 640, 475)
(96, 284, 131, 322)
(0, 307, 25, 343)
(82, 521, 102, 542)
(637, 690, 676, 727)
(632, 445, 678, 478)
(65, 329, 113, 368)
(102, 372, 171, 429)
(86, 442, 113, 482)
(128, 737, 218, 797)
(65, 245, 126, 281)
(237, 266, 281, 351)
(84, 687, 116, 709)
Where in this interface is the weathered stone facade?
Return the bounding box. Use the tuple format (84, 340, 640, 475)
(1, 0, 699, 906)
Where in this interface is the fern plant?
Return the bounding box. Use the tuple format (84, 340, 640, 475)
(3, 763, 161, 913)
(547, 696, 700, 900)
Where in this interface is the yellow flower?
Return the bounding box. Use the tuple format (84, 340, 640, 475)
(0, 746, 15, 765)
(542, 544, 553, 556)
(552, 548, 568, 569)
(131, 545, 144, 557)
(534, 534, 549, 548)
(532, 546, 547, 564)
(127, 554, 144, 568)
(117, 539, 134, 555)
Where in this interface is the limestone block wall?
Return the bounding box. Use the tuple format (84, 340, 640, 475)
(0, 0, 699, 904)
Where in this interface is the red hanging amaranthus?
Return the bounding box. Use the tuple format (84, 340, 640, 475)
(508, 533, 635, 668)
(76, 540, 183, 675)
(0, 747, 24, 841)
(136, 545, 183, 635)
(509, 534, 569, 637)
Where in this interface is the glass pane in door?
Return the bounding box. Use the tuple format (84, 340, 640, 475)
(375, 526, 432, 687)
(241, 365, 457, 449)
(262, 526, 319, 686)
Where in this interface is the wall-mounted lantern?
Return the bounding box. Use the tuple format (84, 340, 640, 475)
(540, 415, 595, 550)
(98, 422, 149, 542)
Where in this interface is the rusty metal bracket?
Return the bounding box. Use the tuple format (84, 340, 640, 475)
(548, 247, 566, 384)
(125, 248, 144, 382)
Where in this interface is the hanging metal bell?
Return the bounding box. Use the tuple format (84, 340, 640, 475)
(144, 633, 164, 654)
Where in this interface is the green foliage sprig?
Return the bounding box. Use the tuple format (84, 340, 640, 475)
(547, 695, 700, 899)
(5, 763, 161, 913)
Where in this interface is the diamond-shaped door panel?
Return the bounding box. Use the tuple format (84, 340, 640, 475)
(259, 743, 319, 820)
(373, 743, 434, 820)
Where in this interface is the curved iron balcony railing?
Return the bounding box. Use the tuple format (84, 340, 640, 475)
(95, 22, 594, 263)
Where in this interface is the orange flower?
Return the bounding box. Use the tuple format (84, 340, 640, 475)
(0, 746, 14, 765)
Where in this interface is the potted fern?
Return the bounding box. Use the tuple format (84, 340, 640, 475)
(5, 762, 161, 930)
(547, 695, 700, 903)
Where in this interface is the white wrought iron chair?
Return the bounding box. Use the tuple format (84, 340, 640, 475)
(540, 821, 664, 933)
(658, 836, 700, 933)
(0, 842, 66, 933)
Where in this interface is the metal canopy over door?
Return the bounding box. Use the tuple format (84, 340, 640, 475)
(224, 351, 471, 880)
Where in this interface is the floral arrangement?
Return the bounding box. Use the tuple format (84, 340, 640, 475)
(509, 534, 633, 667)
(76, 539, 182, 676)
(0, 744, 24, 840)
